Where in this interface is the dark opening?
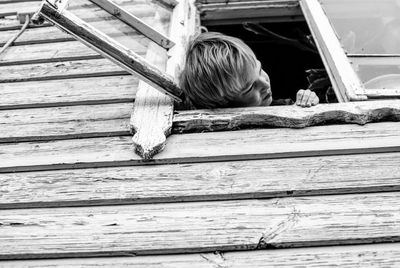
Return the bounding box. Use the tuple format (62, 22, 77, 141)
(206, 21, 335, 103)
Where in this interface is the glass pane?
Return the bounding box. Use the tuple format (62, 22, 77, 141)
(350, 57, 400, 88)
(319, 0, 400, 54)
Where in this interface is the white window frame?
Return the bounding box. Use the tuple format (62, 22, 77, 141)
(300, 0, 400, 101)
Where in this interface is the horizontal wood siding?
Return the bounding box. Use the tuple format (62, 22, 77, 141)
(0, 152, 398, 208)
(2, 243, 400, 267)
(0, 122, 399, 172)
(0, 192, 400, 259)
(0, 76, 137, 109)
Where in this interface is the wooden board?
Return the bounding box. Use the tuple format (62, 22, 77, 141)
(0, 103, 132, 142)
(0, 59, 129, 83)
(2, 243, 400, 267)
(173, 100, 400, 132)
(0, 37, 148, 65)
(0, 122, 399, 172)
(0, 192, 400, 259)
(0, 152, 399, 208)
(0, 0, 154, 17)
(0, 18, 157, 46)
(0, 76, 138, 109)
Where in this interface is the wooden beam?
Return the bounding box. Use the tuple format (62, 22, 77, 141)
(0, 122, 400, 172)
(38, 1, 183, 101)
(173, 100, 400, 132)
(0, 76, 137, 110)
(300, 0, 367, 101)
(89, 0, 175, 49)
(2, 243, 400, 267)
(130, 0, 198, 159)
(0, 193, 400, 259)
(0, 152, 399, 208)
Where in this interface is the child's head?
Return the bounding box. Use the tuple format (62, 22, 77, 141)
(179, 32, 272, 109)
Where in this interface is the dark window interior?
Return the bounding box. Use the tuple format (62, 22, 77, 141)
(206, 21, 335, 103)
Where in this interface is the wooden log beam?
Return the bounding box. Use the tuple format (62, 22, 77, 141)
(173, 100, 400, 133)
(89, 0, 175, 49)
(38, 0, 183, 101)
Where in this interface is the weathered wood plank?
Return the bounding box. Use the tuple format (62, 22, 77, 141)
(200, 0, 303, 25)
(0, 193, 400, 259)
(2, 243, 400, 267)
(173, 100, 400, 132)
(0, 76, 138, 109)
(131, 0, 197, 159)
(39, 0, 182, 101)
(0, 122, 399, 172)
(0, 18, 157, 46)
(0, 36, 149, 65)
(0, 0, 150, 17)
(89, 0, 174, 49)
(130, 8, 173, 159)
(0, 103, 132, 142)
(0, 152, 399, 208)
(0, 59, 129, 83)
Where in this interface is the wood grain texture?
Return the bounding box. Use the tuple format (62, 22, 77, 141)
(131, 0, 197, 159)
(0, 193, 400, 259)
(0, 103, 132, 142)
(89, 0, 174, 49)
(0, 18, 157, 46)
(2, 243, 400, 267)
(173, 100, 400, 133)
(0, 76, 138, 109)
(200, 0, 302, 25)
(0, 59, 129, 83)
(0, 122, 399, 172)
(39, 2, 182, 101)
(0, 36, 149, 65)
(0, 152, 399, 208)
(130, 8, 172, 159)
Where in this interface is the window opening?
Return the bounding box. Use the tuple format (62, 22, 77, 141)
(300, 0, 400, 100)
(206, 21, 332, 103)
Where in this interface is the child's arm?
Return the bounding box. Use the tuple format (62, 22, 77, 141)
(295, 89, 319, 107)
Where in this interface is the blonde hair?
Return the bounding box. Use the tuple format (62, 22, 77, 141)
(179, 32, 258, 109)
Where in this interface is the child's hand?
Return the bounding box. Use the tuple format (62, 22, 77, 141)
(296, 89, 319, 107)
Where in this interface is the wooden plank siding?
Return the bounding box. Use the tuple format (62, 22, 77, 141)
(0, 152, 398, 208)
(0, 76, 137, 109)
(1, 0, 400, 266)
(0, 122, 400, 172)
(2, 243, 400, 267)
(0, 192, 400, 259)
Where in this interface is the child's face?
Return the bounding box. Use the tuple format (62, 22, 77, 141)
(231, 60, 272, 107)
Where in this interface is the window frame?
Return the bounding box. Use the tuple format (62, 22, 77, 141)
(300, 0, 400, 101)
(37, 0, 183, 102)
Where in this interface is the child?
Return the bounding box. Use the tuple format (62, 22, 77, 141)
(179, 32, 319, 109)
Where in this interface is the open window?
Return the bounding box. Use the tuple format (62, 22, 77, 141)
(301, 0, 400, 101)
(36, 0, 183, 102)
